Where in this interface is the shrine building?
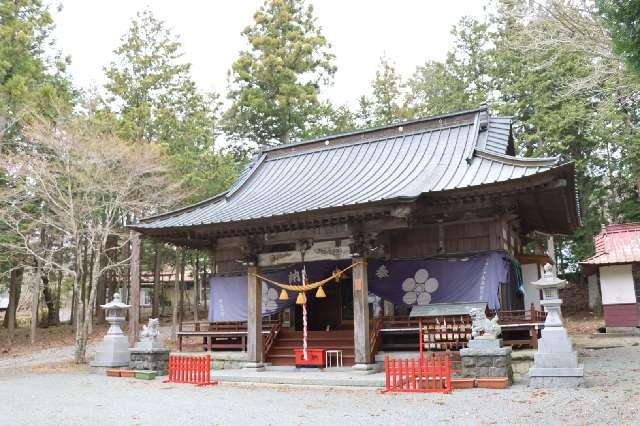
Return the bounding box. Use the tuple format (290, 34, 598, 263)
(128, 104, 579, 369)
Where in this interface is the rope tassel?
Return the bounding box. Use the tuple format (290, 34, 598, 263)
(296, 292, 307, 305)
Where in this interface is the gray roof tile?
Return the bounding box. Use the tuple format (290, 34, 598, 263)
(134, 110, 562, 230)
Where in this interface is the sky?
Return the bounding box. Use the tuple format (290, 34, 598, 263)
(52, 0, 488, 108)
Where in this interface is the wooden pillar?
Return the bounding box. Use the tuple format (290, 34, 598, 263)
(547, 235, 556, 264)
(205, 249, 215, 313)
(171, 250, 181, 341)
(245, 264, 264, 370)
(128, 231, 141, 346)
(352, 257, 372, 368)
(152, 241, 161, 319)
(193, 256, 200, 324)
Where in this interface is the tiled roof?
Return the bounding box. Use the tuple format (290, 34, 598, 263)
(132, 107, 566, 231)
(475, 116, 514, 155)
(581, 223, 640, 266)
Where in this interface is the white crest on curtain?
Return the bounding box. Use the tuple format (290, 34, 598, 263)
(401, 268, 439, 305)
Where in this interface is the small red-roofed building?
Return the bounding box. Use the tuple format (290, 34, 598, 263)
(581, 223, 640, 332)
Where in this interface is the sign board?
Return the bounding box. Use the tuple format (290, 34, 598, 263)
(258, 240, 352, 267)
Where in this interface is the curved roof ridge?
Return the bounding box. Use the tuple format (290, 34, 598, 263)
(225, 153, 266, 198)
(265, 121, 477, 162)
(260, 106, 486, 154)
(474, 148, 559, 166)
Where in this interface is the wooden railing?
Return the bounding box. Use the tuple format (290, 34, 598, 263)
(369, 316, 384, 362)
(177, 320, 282, 352)
(489, 303, 547, 323)
(263, 321, 282, 358)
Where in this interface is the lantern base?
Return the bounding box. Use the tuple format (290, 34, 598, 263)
(91, 334, 130, 367)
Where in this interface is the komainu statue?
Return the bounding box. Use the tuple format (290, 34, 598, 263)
(469, 307, 501, 338)
(141, 318, 160, 341)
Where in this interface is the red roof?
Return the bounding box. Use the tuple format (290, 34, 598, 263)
(581, 223, 640, 266)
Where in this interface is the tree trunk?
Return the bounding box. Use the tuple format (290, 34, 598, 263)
(70, 282, 76, 327)
(128, 231, 141, 347)
(87, 250, 96, 336)
(42, 274, 59, 327)
(74, 246, 100, 364)
(74, 244, 86, 363)
(152, 242, 161, 319)
(6, 268, 23, 344)
(30, 262, 41, 344)
(56, 270, 62, 324)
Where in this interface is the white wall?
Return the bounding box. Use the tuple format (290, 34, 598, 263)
(587, 274, 600, 309)
(522, 262, 541, 310)
(600, 264, 636, 305)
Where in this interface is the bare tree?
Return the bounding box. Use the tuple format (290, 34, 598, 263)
(500, 0, 634, 96)
(0, 116, 181, 362)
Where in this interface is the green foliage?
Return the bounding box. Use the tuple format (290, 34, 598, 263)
(598, 0, 640, 75)
(0, 0, 72, 128)
(223, 0, 336, 147)
(349, 1, 639, 269)
(0, 0, 72, 278)
(357, 57, 412, 126)
(302, 102, 357, 140)
(359, 20, 492, 125)
(104, 10, 235, 202)
(487, 0, 640, 267)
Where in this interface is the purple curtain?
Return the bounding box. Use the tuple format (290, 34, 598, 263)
(208, 251, 508, 321)
(368, 252, 508, 310)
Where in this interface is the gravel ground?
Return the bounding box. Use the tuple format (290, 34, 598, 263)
(1, 341, 639, 425)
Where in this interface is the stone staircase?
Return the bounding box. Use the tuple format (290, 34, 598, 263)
(265, 329, 355, 366)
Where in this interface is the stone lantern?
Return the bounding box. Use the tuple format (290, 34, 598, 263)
(529, 264, 584, 387)
(91, 293, 131, 367)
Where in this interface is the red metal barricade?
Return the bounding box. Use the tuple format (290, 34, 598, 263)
(164, 354, 217, 386)
(382, 354, 452, 394)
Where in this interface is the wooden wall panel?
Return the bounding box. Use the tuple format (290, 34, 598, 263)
(603, 303, 640, 327)
(443, 220, 491, 254)
(390, 218, 503, 258)
(390, 225, 439, 258)
(214, 246, 244, 275)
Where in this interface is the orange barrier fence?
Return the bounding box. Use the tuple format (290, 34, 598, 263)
(164, 354, 217, 386)
(382, 354, 452, 394)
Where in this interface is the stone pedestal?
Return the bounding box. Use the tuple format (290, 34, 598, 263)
(91, 294, 131, 368)
(92, 333, 131, 367)
(129, 318, 170, 375)
(129, 348, 170, 375)
(528, 264, 584, 388)
(460, 338, 513, 381)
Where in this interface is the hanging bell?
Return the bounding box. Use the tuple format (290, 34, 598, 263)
(296, 292, 307, 305)
(279, 289, 289, 300)
(315, 285, 326, 298)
